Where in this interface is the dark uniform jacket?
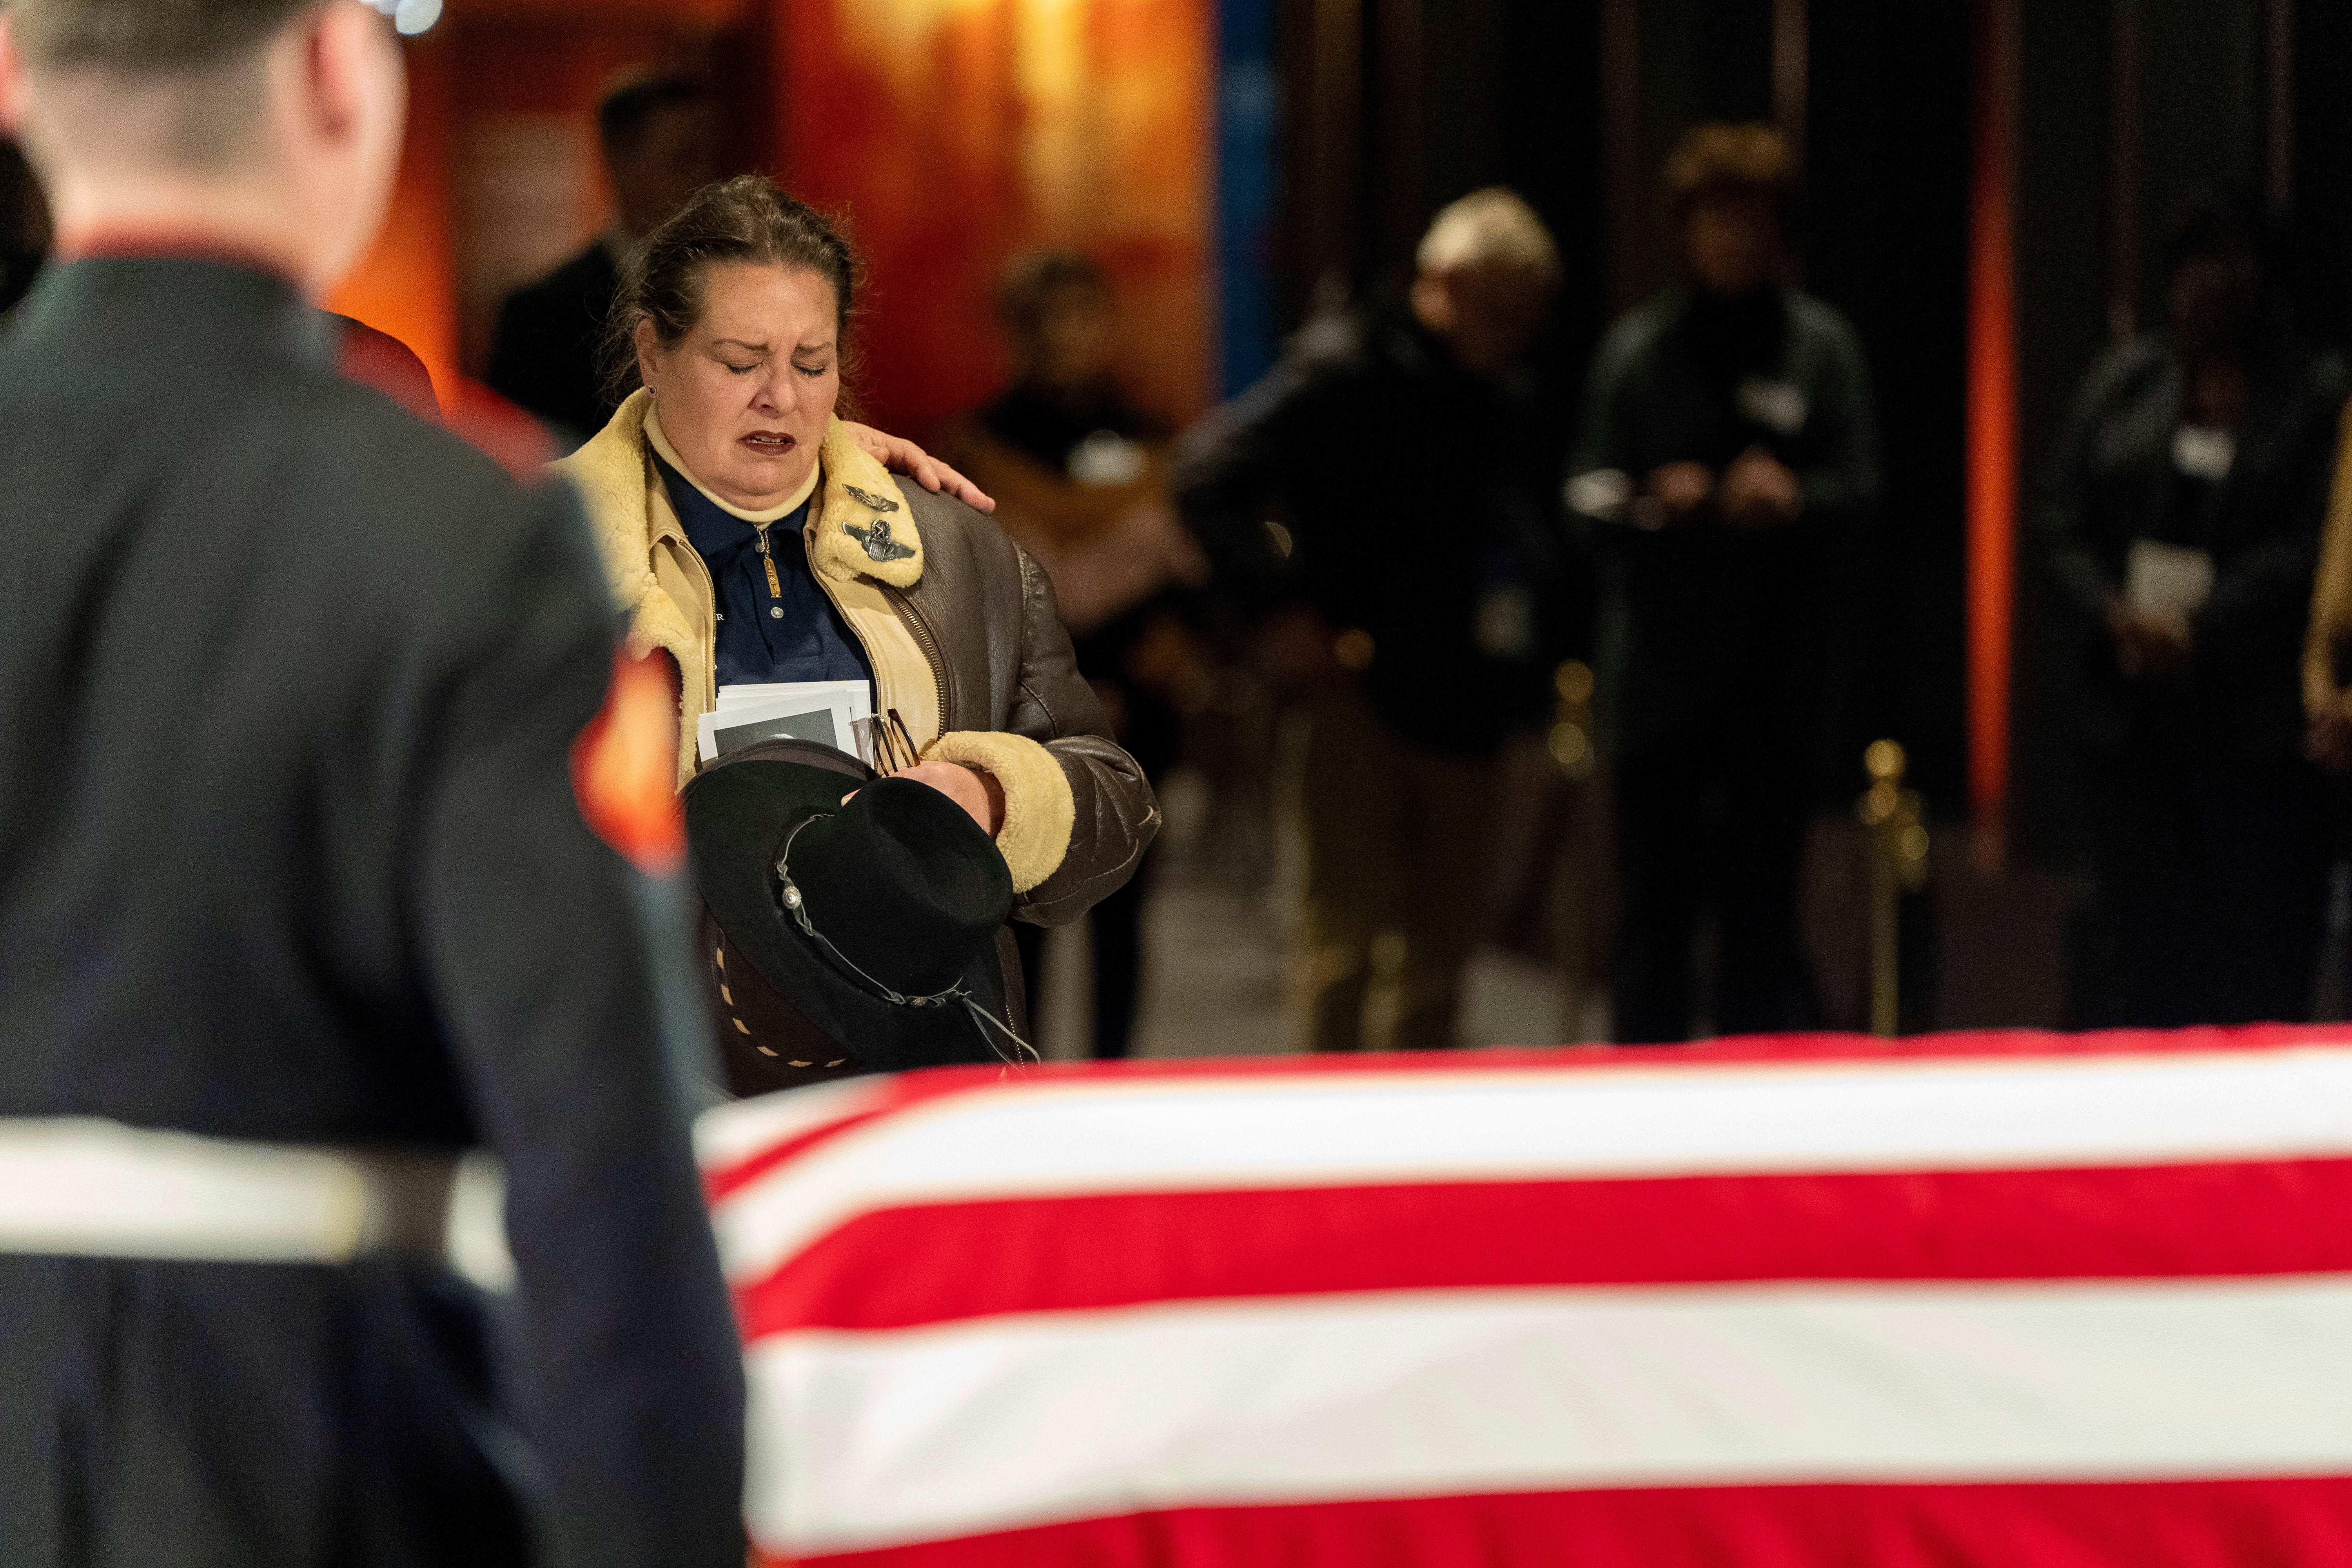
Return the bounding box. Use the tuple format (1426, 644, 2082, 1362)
(486, 241, 622, 452)
(2042, 329, 2349, 760)
(0, 258, 743, 1568)
(1570, 287, 1878, 759)
(1174, 303, 1577, 757)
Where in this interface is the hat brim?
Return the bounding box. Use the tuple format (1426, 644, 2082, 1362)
(683, 739, 1013, 1075)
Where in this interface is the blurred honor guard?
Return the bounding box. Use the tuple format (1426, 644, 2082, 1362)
(1569, 124, 1879, 1044)
(0, 4, 743, 1566)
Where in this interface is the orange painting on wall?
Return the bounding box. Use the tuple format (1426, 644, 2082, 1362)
(776, 0, 1213, 439)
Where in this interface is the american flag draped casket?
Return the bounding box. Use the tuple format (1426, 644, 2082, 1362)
(695, 1027, 2352, 1567)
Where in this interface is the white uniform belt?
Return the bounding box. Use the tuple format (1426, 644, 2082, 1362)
(0, 1118, 515, 1290)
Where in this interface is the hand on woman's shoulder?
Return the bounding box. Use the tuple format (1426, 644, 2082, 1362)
(839, 420, 996, 514)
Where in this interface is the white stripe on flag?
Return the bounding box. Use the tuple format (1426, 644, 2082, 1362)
(710, 1047, 2352, 1285)
(746, 1274, 2352, 1556)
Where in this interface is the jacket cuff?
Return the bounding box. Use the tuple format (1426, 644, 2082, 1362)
(925, 730, 1073, 893)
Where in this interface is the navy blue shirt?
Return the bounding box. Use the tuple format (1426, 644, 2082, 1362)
(654, 451, 876, 695)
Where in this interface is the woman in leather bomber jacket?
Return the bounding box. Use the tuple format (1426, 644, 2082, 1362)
(555, 177, 1158, 1079)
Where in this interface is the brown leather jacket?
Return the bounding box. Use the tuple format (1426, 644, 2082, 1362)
(557, 392, 1160, 937)
(891, 479, 1163, 926)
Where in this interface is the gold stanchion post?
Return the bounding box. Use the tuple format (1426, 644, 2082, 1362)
(1548, 661, 1597, 780)
(1549, 661, 1601, 1042)
(1856, 740, 1930, 1036)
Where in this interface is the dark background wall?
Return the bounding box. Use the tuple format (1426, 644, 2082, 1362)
(1272, 0, 1606, 349)
(2007, 0, 2112, 867)
(1803, 2, 1969, 809)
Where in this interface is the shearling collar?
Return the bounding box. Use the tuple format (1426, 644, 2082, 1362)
(555, 388, 923, 603)
(805, 423, 923, 588)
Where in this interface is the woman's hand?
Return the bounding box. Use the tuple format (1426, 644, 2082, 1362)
(840, 422, 997, 514)
(844, 761, 1005, 838)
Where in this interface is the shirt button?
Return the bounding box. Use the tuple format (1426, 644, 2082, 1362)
(769, 606, 785, 619)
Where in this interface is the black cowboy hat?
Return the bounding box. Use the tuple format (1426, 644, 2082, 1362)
(683, 738, 1025, 1089)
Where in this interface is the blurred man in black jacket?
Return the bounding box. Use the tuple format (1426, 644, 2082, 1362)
(486, 71, 716, 449)
(1177, 189, 1572, 1053)
(2044, 196, 2347, 1028)
(1569, 123, 1878, 1044)
(0, 4, 743, 1565)
(0, 140, 44, 323)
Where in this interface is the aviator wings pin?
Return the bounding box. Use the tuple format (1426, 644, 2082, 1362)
(842, 512, 916, 564)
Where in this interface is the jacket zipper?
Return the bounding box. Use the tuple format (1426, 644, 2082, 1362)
(880, 581, 951, 728)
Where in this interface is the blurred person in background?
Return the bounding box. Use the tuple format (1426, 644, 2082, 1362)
(487, 70, 716, 450)
(1569, 122, 1877, 1045)
(557, 177, 1157, 1096)
(2303, 410, 2352, 768)
(335, 312, 441, 420)
(938, 252, 1207, 1058)
(2047, 194, 2346, 1028)
(0, 1, 744, 1564)
(0, 138, 45, 321)
(1177, 189, 1572, 1054)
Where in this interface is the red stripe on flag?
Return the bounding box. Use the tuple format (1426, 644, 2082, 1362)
(776, 1475, 2352, 1568)
(734, 1159, 2352, 1336)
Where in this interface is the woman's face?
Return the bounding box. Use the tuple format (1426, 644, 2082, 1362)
(637, 261, 841, 510)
